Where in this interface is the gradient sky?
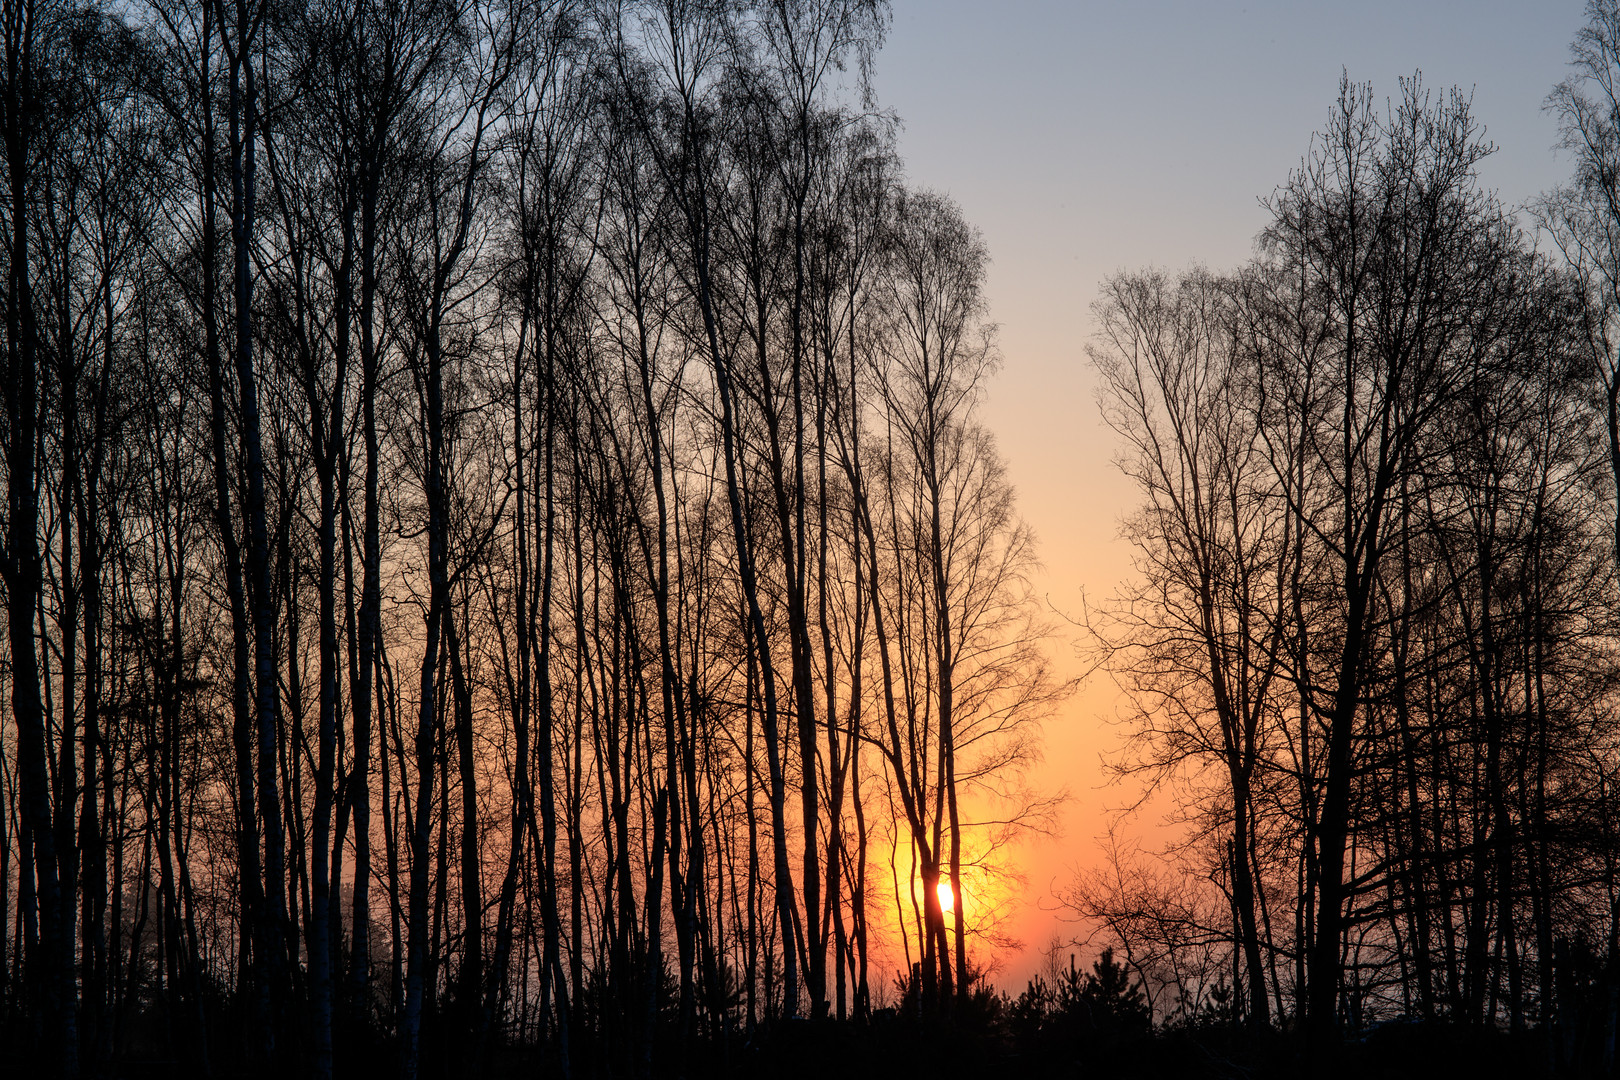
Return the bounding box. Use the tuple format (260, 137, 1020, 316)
(870, 0, 1590, 987)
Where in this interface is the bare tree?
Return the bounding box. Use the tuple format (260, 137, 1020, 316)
(1091, 268, 1288, 1028)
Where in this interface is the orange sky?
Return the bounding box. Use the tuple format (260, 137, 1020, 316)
(871, 0, 1586, 992)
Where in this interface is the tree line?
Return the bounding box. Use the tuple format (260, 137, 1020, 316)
(0, 0, 1064, 1076)
(1079, 5, 1620, 1072)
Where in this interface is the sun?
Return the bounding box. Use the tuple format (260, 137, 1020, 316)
(937, 879, 955, 914)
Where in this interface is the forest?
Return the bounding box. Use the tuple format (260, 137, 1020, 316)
(7, 0, 1620, 1077)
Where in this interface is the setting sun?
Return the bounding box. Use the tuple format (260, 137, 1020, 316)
(937, 880, 955, 914)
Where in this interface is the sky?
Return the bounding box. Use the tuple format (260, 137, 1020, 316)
(869, 0, 1591, 989)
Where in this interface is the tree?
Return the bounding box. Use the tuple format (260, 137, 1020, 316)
(1085, 72, 1617, 1060)
(2, 0, 79, 1073)
(1091, 267, 1287, 1028)
(0, 3, 1080, 1074)
(1258, 76, 1513, 1046)
(866, 187, 1059, 1009)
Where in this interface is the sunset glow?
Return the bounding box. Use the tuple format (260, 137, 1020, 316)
(11, 1, 1617, 1076)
